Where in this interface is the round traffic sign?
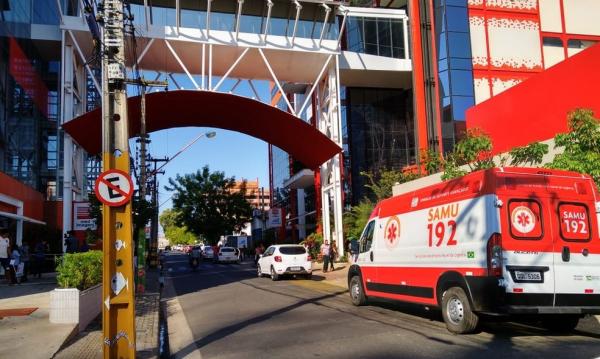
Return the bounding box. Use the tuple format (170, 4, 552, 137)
(94, 169, 134, 207)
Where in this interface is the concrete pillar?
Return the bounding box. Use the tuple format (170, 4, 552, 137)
(297, 188, 306, 239)
(61, 40, 74, 253)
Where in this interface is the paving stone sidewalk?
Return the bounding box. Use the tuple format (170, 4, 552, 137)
(54, 269, 161, 359)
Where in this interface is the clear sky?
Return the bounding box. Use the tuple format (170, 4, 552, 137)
(131, 75, 272, 214)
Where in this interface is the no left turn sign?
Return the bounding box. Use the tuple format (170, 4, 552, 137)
(94, 169, 134, 207)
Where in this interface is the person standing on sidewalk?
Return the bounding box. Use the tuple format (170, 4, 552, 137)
(0, 230, 11, 284)
(320, 240, 330, 273)
(329, 240, 338, 272)
(20, 241, 30, 282)
(33, 240, 47, 278)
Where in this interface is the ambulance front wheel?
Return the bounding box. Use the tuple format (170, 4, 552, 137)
(349, 276, 368, 306)
(441, 287, 479, 334)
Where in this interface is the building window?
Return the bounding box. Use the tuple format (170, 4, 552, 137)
(47, 135, 57, 169)
(345, 17, 406, 59)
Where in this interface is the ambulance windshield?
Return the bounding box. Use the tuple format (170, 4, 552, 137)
(360, 221, 375, 253)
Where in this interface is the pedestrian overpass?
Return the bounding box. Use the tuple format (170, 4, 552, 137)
(58, 0, 412, 252)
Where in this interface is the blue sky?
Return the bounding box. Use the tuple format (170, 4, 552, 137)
(131, 75, 271, 213)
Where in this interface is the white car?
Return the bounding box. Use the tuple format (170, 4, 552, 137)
(217, 247, 239, 263)
(202, 246, 214, 259)
(257, 245, 312, 281)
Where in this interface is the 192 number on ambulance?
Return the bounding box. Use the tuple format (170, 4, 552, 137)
(427, 220, 457, 247)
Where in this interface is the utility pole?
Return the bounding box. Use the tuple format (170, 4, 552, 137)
(128, 77, 166, 291)
(99, 0, 136, 357)
(147, 157, 168, 267)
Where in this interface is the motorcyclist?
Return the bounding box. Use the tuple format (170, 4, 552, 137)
(190, 246, 201, 269)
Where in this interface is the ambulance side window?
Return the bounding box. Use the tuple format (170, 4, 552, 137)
(360, 220, 375, 253)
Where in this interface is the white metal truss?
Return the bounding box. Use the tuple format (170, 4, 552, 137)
(58, 0, 357, 249)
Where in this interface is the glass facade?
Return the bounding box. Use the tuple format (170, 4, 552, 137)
(0, 2, 62, 198)
(434, 0, 475, 152)
(346, 87, 415, 203)
(346, 16, 407, 59)
(131, 2, 339, 40)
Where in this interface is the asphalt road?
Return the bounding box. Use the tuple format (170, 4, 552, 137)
(164, 252, 600, 359)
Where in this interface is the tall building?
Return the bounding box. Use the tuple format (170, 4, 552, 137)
(268, 0, 600, 243)
(0, 0, 66, 251)
(0, 0, 598, 251)
(231, 179, 270, 210)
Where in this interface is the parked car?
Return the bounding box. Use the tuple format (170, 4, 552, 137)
(257, 244, 312, 281)
(217, 247, 239, 263)
(202, 246, 214, 259)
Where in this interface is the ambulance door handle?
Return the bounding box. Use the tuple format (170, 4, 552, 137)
(562, 246, 570, 262)
(370, 251, 374, 262)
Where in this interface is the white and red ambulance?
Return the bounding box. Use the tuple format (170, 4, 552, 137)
(348, 167, 600, 333)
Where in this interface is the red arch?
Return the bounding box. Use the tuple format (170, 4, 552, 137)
(62, 90, 341, 169)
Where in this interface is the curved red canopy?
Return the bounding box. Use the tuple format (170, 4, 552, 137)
(62, 90, 341, 169)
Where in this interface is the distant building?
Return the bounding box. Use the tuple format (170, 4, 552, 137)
(231, 180, 270, 211)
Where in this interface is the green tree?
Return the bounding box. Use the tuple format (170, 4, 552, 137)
(159, 208, 179, 232)
(547, 109, 600, 189)
(509, 142, 549, 166)
(164, 225, 197, 245)
(165, 166, 253, 244)
(361, 168, 420, 201)
(343, 200, 374, 240)
(159, 209, 197, 245)
(442, 128, 493, 180)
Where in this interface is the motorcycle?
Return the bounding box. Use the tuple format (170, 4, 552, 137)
(190, 256, 199, 271)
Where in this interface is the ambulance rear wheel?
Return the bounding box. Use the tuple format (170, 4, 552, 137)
(349, 276, 368, 306)
(441, 287, 479, 334)
(540, 315, 580, 332)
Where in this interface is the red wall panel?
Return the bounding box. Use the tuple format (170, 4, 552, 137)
(0, 172, 44, 221)
(466, 43, 600, 154)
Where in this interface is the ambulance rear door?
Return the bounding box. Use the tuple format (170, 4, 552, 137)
(502, 196, 556, 306)
(551, 182, 600, 306)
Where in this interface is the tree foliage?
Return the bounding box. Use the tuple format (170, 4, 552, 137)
(361, 168, 420, 201)
(441, 128, 494, 180)
(509, 142, 549, 166)
(165, 166, 253, 244)
(343, 200, 374, 241)
(159, 209, 197, 245)
(547, 109, 600, 189)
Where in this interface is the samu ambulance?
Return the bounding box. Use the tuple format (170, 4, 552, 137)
(348, 167, 600, 333)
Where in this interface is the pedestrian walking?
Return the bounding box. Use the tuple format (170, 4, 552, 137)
(0, 230, 11, 284)
(8, 244, 21, 285)
(254, 244, 264, 265)
(20, 241, 30, 282)
(65, 231, 78, 253)
(320, 240, 330, 273)
(33, 240, 47, 278)
(329, 240, 338, 271)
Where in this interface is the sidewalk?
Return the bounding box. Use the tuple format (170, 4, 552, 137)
(310, 261, 350, 289)
(54, 268, 162, 358)
(0, 273, 77, 359)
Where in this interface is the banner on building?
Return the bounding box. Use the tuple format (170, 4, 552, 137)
(73, 202, 97, 231)
(267, 208, 282, 228)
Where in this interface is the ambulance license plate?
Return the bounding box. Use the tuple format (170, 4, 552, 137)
(290, 266, 302, 272)
(515, 271, 542, 281)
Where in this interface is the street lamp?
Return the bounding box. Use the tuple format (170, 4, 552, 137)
(149, 130, 216, 176)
